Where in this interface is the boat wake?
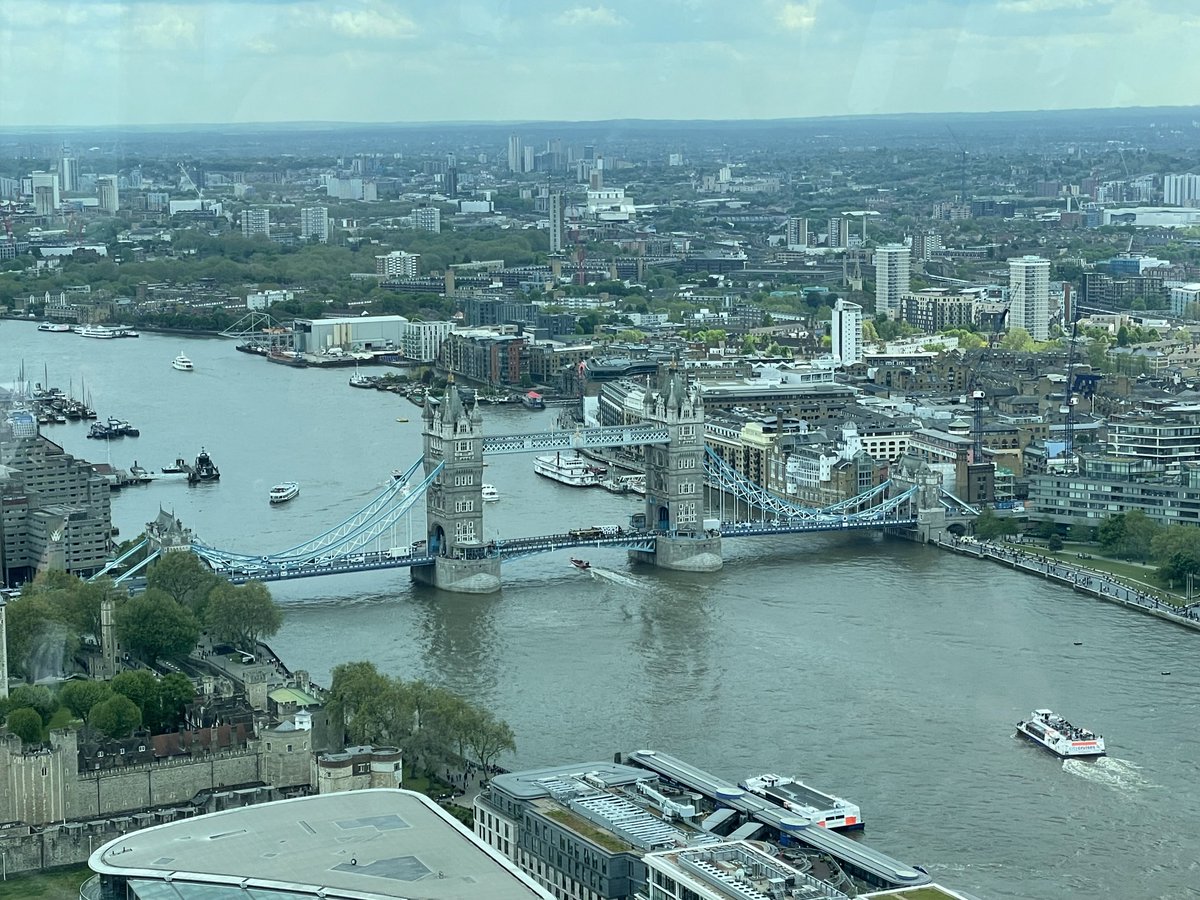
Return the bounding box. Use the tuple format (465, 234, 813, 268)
(1062, 756, 1155, 793)
(589, 567, 650, 590)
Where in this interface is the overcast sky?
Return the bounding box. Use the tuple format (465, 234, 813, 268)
(1, 0, 1197, 127)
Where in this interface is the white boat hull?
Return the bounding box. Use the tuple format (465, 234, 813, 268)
(1016, 710, 1106, 758)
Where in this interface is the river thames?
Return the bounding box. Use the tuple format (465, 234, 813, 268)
(4, 322, 1199, 899)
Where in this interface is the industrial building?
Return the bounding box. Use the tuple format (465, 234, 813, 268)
(293, 315, 409, 354)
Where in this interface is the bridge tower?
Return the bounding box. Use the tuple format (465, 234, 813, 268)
(413, 381, 500, 594)
(633, 370, 722, 572)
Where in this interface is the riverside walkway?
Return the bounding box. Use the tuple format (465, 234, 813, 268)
(940, 537, 1200, 632)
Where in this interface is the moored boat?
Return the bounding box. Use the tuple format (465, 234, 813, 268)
(269, 481, 300, 504)
(37, 322, 72, 333)
(740, 773, 863, 831)
(79, 325, 118, 339)
(534, 451, 606, 487)
(521, 390, 546, 410)
(1016, 709, 1106, 758)
(267, 349, 307, 368)
(348, 364, 374, 388)
(188, 448, 220, 484)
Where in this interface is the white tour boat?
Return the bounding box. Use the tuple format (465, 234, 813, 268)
(1016, 709, 1106, 758)
(481, 483, 500, 502)
(269, 481, 300, 504)
(533, 451, 606, 487)
(173, 352, 194, 371)
(79, 325, 118, 339)
(37, 322, 72, 333)
(740, 773, 864, 831)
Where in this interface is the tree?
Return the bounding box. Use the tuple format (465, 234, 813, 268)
(204, 581, 283, 651)
(6, 707, 44, 745)
(89, 695, 143, 739)
(1068, 523, 1094, 544)
(59, 680, 113, 721)
(111, 670, 163, 726)
(157, 673, 197, 732)
(8, 685, 57, 723)
(146, 550, 222, 617)
(1121, 509, 1161, 562)
(1001, 327, 1035, 352)
(465, 709, 516, 771)
(114, 590, 200, 663)
(1098, 514, 1126, 554)
(1151, 525, 1200, 585)
(1047, 534, 1064, 552)
(1116, 325, 1131, 347)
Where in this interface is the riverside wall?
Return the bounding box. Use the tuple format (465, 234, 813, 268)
(938, 538, 1200, 632)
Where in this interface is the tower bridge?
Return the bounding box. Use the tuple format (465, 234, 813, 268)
(96, 373, 965, 594)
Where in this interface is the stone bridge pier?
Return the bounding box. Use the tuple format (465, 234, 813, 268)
(412, 382, 500, 594)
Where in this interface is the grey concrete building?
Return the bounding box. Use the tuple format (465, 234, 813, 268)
(1, 409, 112, 583)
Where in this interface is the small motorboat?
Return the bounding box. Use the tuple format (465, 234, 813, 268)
(269, 481, 300, 504)
(570, 558, 591, 571)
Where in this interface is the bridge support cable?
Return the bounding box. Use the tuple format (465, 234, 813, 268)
(88, 538, 149, 582)
(938, 489, 980, 516)
(703, 448, 825, 521)
(113, 548, 161, 584)
(192, 459, 441, 566)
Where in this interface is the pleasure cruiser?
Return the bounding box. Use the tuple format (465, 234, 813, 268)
(269, 482, 300, 504)
(533, 451, 606, 487)
(173, 353, 194, 371)
(1016, 709, 1106, 758)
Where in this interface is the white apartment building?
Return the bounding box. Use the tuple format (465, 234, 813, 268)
(402, 320, 454, 362)
(240, 207, 270, 238)
(325, 176, 377, 201)
(412, 205, 441, 234)
(830, 299, 864, 364)
(874, 243, 910, 316)
(1008, 254, 1050, 340)
(246, 289, 294, 310)
(375, 250, 420, 278)
(96, 175, 120, 214)
(29, 171, 60, 210)
(785, 216, 808, 250)
(1164, 173, 1200, 207)
(507, 134, 523, 172)
(299, 206, 329, 243)
(1170, 283, 1200, 318)
(548, 190, 565, 253)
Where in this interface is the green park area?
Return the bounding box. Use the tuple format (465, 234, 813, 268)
(0, 866, 91, 900)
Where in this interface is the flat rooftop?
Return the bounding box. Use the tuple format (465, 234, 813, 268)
(90, 789, 551, 900)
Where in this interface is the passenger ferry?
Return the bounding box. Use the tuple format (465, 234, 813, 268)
(533, 451, 606, 487)
(1016, 709, 1106, 758)
(37, 322, 72, 333)
(740, 773, 863, 831)
(269, 481, 300, 504)
(79, 325, 118, 339)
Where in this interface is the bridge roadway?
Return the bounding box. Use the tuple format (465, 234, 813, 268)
(624, 750, 930, 891)
(209, 516, 922, 582)
(221, 552, 438, 584)
(481, 423, 670, 455)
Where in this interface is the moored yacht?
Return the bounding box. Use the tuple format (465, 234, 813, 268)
(740, 773, 864, 831)
(79, 325, 118, 339)
(533, 451, 606, 487)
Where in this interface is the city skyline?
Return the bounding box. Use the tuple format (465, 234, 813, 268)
(2, 0, 1197, 128)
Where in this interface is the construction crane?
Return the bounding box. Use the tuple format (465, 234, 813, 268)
(1060, 312, 1083, 471)
(178, 162, 203, 200)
